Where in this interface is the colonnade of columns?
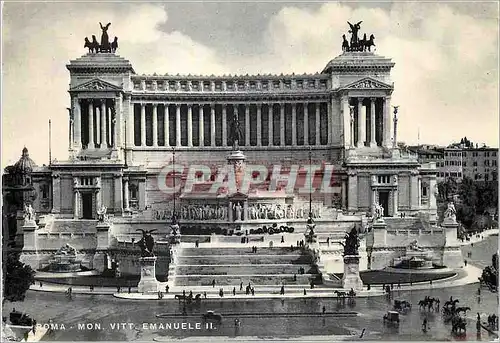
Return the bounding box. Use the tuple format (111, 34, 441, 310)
(343, 96, 391, 149)
(132, 102, 328, 148)
(71, 97, 122, 150)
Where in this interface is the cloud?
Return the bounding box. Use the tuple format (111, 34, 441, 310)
(2, 2, 498, 168)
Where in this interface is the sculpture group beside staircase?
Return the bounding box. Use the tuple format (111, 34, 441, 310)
(341, 227, 364, 291)
(136, 229, 159, 293)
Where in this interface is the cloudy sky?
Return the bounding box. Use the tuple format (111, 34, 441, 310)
(2, 1, 498, 168)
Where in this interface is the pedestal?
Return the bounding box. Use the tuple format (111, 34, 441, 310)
(93, 221, 111, 272)
(227, 150, 246, 192)
(441, 218, 464, 268)
(19, 221, 39, 269)
(138, 256, 159, 293)
(342, 255, 363, 291)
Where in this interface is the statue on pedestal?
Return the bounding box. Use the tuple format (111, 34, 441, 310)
(374, 202, 384, 221)
(233, 202, 243, 221)
(97, 205, 109, 223)
(136, 229, 157, 257)
(340, 227, 360, 256)
(444, 202, 457, 222)
(23, 203, 36, 224)
(229, 112, 243, 151)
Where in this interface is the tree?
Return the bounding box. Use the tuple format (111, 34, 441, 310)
(3, 252, 35, 304)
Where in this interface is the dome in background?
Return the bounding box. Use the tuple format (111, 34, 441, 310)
(13, 147, 37, 174)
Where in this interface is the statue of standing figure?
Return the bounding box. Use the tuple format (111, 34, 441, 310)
(99, 22, 111, 52)
(233, 202, 243, 221)
(23, 204, 36, 224)
(444, 201, 457, 222)
(229, 112, 243, 151)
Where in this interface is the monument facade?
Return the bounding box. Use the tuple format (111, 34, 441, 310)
(2, 23, 454, 277)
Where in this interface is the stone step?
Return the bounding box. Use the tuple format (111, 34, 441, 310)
(179, 247, 299, 256)
(174, 274, 315, 287)
(177, 254, 312, 265)
(176, 264, 314, 276)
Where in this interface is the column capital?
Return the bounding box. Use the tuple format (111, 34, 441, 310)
(357, 97, 364, 102)
(152, 103, 158, 108)
(370, 97, 377, 102)
(211, 103, 216, 109)
(187, 103, 193, 109)
(221, 103, 226, 109)
(256, 103, 262, 108)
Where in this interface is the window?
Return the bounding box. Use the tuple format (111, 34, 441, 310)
(458, 172, 462, 177)
(445, 161, 449, 166)
(422, 186, 428, 197)
(40, 184, 49, 199)
(473, 161, 477, 167)
(463, 162, 467, 167)
(485, 174, 489, 181)
(493, 160, 497, 167)
(130, 185, 138, 199)
(493, 151, 497, 157)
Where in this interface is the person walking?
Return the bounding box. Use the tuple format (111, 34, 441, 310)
(212, 279, 216, 288)
(422, 318, 428, 332)
(240, 282, 243, 291)
(165, 285, 169, 293)
(233, 287, 236, 296)
(322, 306, 326, 314)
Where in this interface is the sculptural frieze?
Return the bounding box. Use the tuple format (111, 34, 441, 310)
(351, 79, 382, 89)
(84, 23, 118, 54)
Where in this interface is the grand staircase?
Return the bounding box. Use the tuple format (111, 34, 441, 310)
(170, 237, 320, 289)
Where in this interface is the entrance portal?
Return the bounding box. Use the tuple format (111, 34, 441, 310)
(81, 193, 93, 219)
(379, 191, 390, 217)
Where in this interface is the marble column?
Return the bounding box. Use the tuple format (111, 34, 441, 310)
(393, 190, 398, 216)
(418, 177, 422, 207)
(73, 97, 82, 149)
(114, 174, 123, 214)
(341, 178, 348, 209)
(108, 106, 112, 146)
(383, 96, 391, 148)
(187, 104, 193, 147)
(315, 103, 320, 145)
(152, 103, 158, 147)
(211, 104, 216, 147)
(280, 103, 285, 146)
(327, 100, 332, 145)
(73, 178, 80, 219)
(114, 95, 122, 148)
(222, 104, 227, 147)
(164, 104, 170, 147)
(123, 177, 130, 211)
(268, 104, 273, 146)
(125, 97, 133, 150)
(96, 105, 101, 146)
(356, 98, 364, 148)
(140, 103, 146, 147)
(88, 101, 95, 148)
(369, 98, 376, 147)
(304, 103, 309, 145)
(175, 104, 181, 146)
(256, 103, 262, 146)
(245, 104, 250, 146)
(199, 105, 204, 147)
(347, 173, 358, 212)
(291, 103, 297, 146)
(341, 95, 350, 148)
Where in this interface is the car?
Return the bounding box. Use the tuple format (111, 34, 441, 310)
(383, 310, 400, 325)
